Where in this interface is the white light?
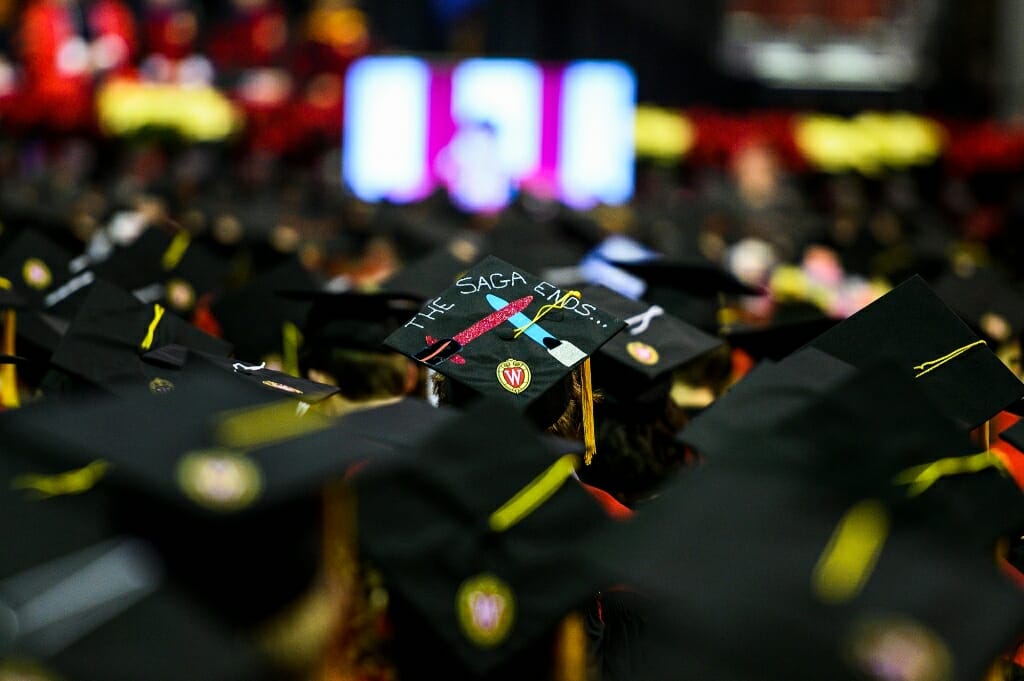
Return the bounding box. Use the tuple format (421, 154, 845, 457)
(343, 57, 429, 202)
(559, 61, 636, 208)
(450, 59, 543, 179)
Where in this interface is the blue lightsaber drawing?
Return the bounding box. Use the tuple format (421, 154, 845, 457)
(485, 294, 588, 367)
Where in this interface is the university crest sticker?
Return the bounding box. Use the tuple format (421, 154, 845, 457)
(496, 358, 531, 394)
(626, 341, 660, 366)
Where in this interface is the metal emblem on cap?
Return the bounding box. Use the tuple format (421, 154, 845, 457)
(262, 379, 303, 394)
(165, 277, 196, 311)
(626, 341, 660, 366)
(21, 258, 52, 291)
(0, 660, 59, 681)
(496, 358, 531, 394)
(455, 573, 515, 648)
(844, 615, 952, 681)
(149, 377, 175, 395)
(177, 450, 262, 512)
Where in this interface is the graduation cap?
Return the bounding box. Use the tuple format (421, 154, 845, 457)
(581, 284, 723, 400)
(140, 344, 341, 404)
(679, 347, 857, 460)
(722, 301, 838, 362)
(608, 256, 764, 332)
(0, 229, 73, 308)
(383, 255, 626, 459)
(380, 242, 480, 301)
(0, 373, 434, 626)
(211, 257, 319, 365)
(0, 537, 271, 681)
(48, 279, 233, 394)
(278, 290, 423, 356)
(586, 466, 1024, 681)
(809, 275, 1024, 429)
(932, 266, 1024, 346)
(354, 400, 610, 677)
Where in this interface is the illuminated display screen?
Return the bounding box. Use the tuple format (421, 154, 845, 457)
(343, 56, 636, 212)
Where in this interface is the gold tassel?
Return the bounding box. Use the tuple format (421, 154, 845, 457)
(553, 612, 587, 681)
(1, 308, 19, 409)
(581, 358, 596, 465)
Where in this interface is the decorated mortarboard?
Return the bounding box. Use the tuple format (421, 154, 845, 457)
(580, 284, 722, 395)
(48, 280, 233, 393)
(211, 257, 319, 365)
(809, 275, 1024, 429)
(722, 301, 838, 361)
(0, 229, 73, 308)
(586, 465, 1024, 681)
(355, 400, 609, 676)
(383, 256, 626, 460)
(384, 255, 625, 402)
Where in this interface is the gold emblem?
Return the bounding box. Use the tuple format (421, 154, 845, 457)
(262, 379, 303, 395)
(0, 660, 59, 681)
(844, 615, 952, 681)
(626, 341, 660, 366)
(165, 278, 196, 311)
(22, 258, 52, 290)
(496, 359, 531, 394)
(149, 377, 175, 395)
(455, 573, 515, 648)
(177, 450, 262, 512)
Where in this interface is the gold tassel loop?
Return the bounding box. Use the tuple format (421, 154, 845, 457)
(581, 358, 596, 465)
(1, 308, 19, 409)
(913, 340, 986, 378)
(514, 290, 580, 339)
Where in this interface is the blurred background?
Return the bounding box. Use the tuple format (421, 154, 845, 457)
(3, 0, 1024, 313)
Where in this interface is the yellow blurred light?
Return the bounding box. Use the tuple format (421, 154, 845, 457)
(634, 105, 694, 160)
(97, 79, 242, 142)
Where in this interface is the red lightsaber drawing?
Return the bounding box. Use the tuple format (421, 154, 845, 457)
(415, 295, 533, 366)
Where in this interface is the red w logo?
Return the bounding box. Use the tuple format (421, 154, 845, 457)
(502, 367, 525, 387)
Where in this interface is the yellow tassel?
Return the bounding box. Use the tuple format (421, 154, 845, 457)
(1, 309, 19, 409)
(514, 290, 580, 339)
(282, 321, 303, 378)
(581, 358, 596, 465)
(161, 231, 191, 271)
(553, 612, 587, 681)
(913, 340, 986, 378)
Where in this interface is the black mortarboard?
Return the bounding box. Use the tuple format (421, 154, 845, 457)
(679, 347, 857, 459)
(581, 284, 723, 394)
(140, 345, 341, 404)
(0, 374, 419, 626)
(0, 536, 271, 681)
(49, 279, 233, 393)
(722, 301, 838, 361)
(606, 256, 763, 332)
(0, 229, 72, 308)
(211, 257, 319, 363)
(932, 267, 1024, 346)
(384, 256, 625, 407)
(380, 242, 480, 301)
(610, 256, 764, 298)
(810, 275, 1024, 429)
(354, 400, 609, 677)
(586, 466, 1024, 681)
(279, 290, 423, 355)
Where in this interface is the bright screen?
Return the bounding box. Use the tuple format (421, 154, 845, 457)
(343, 56, 636, 212)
